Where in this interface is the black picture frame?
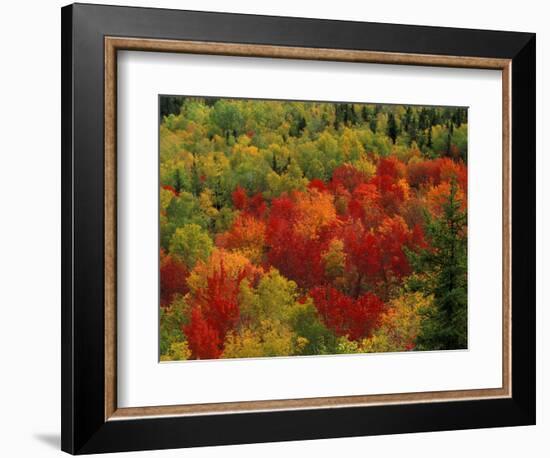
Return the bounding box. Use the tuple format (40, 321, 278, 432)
(61, 3, 536, 454)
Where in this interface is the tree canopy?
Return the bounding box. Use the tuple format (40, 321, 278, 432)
(159, 97, 468, 360)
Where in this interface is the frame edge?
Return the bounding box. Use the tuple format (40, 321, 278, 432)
(61, 3, 75, 454)
(510, 33, 536, 425)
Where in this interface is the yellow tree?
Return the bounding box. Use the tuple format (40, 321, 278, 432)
(186, 248, 262, 294)
(216, 215, 266, 264)
(361, 292, 434, 353)
(293, 188, 337, 240)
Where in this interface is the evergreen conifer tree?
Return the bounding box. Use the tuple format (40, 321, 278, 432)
(408, 179, 467, 350)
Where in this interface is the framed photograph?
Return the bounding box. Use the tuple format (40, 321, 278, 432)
(61, 3, 536, 454)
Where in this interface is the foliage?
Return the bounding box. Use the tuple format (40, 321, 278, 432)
(223, 320, 295, 358)
(168, 223, 213, 269)
(160, 341, 192, 361)
(361, 292, 434, 352)
(159, 296, 190, 357)
(408, 180, 468, 350)
(160, 251, 189, 307)
(158, 96, 469, 360)
(310, 286, 385, 341)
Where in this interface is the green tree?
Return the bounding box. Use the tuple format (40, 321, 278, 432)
(452, 124, 468, 162)
(239, 269, 298, 324)
(173, 168, 183, 194)
(210, 100, 245, 140)
(290, 115, 307, 137)
(427, 125, 433, 149)
(369, 108, 378, 132)
(445, 121, 454, 156)
(290, 298, 338, 355)
(387, 112, 398, 144)
(408, 179, 467, 350)
(160, 296, 190, 357)
(160, 96, 184, 119)
(169, 224, 213, 269)
(161, 192, 211, 249)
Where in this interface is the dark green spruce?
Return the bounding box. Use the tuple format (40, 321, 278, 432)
(408, 179, 468, 350)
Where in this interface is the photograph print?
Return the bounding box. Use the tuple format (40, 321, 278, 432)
(159, 96, 468, 361)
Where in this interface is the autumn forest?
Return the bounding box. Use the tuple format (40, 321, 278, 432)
(159, 96, 468, 361)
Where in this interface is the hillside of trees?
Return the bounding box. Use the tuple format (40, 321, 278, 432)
(159, 96, 468, 361)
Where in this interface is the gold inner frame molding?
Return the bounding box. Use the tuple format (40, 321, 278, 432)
(104, 36, 512, 421)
